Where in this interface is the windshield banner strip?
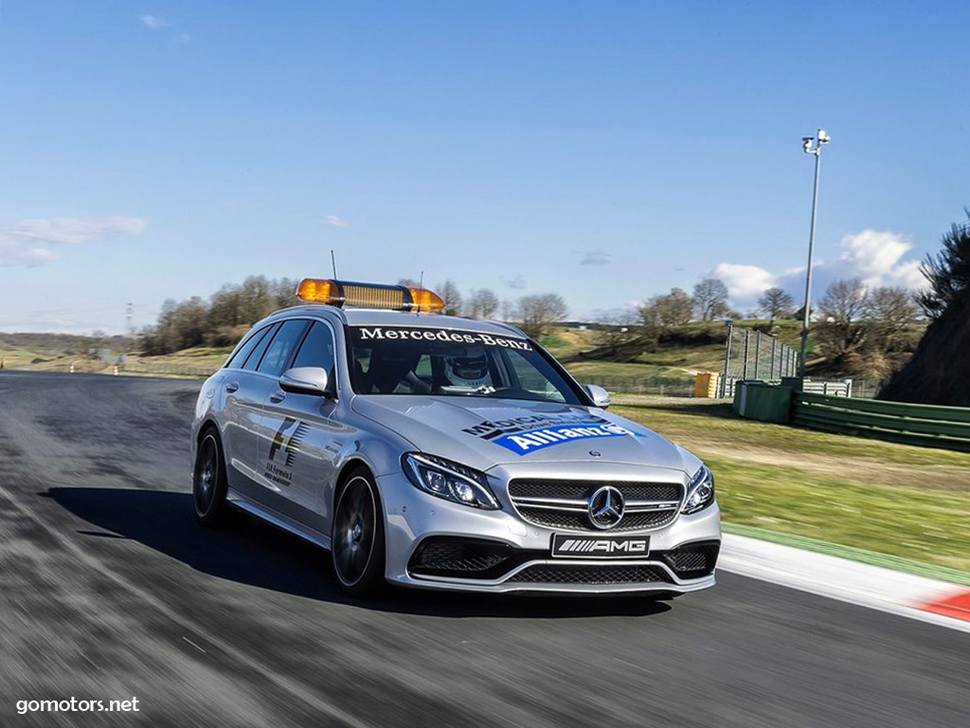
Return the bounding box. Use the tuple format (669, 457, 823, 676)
(352, 326, 532, 350)
(489, 421, 642, 455)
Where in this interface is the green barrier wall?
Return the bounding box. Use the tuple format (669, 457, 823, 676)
(733, 382, 793, 423)
(792, 392, 970, 452)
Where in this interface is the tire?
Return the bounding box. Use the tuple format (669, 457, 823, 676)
(193, 429, 230, 527)
(331, 468, 386, 596)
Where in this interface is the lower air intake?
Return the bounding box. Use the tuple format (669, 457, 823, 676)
(655, 541, 720, 579)
(507, 564, 671, 586)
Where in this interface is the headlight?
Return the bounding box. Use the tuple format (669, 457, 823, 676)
(681, 464, 715, 514)
(402, 453, 501, 510)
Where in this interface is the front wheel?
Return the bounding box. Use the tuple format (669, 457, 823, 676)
(193, 429, 230, 526)
(331, 469, 386, 596)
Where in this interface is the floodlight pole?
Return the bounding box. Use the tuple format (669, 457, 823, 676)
(798, 129, 829, 378)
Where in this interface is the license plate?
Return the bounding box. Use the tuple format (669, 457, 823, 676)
(551, 533, 650, 559)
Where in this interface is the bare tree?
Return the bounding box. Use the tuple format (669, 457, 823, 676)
(693, 278, 730, 321)
(467, 288, 499, 319)
(864, 286, 918, 350)
(499, 299, 515, 321)
(646, 288, 694, 327)
(816, 278, 868, 358)
(270, 277, 300, 309)
(819, 278, 867, 324)
(758, 287, 795, 323)
(518, 293, 568, 339)
(239, 276, 275, 323)
(436, 280, 463, 317)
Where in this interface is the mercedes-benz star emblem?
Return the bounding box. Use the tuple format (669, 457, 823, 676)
(587, 486, 625, 530)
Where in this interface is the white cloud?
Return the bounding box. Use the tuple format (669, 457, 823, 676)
(713, 262, 778, 301)
(138, 15, 172, 29)
(321, 215, 351, 228)
(0, 216, 147, 268)
(713, 230, 926, 311)
(580, 251, 610, 265)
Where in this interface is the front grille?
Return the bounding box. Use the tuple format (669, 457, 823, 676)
(515, 507, 675, 532)
(508, 564, 671, 585)
(509, 481, 680, 501)
(508, 479, 683, 533)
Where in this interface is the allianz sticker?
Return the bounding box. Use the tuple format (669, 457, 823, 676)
(263, 416, 309, 486)
(462, 412, 643, 455)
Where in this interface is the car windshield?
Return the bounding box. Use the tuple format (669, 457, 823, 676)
(348, 325, 583, 404)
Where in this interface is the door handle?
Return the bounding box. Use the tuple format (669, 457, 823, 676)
(225, 382, 239, 394)
(269, 392, 285, 404)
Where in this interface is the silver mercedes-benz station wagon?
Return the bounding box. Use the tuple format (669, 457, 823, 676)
(191, 279, 720, 596)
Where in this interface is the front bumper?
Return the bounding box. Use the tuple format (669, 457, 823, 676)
(379, 471, 721, 594)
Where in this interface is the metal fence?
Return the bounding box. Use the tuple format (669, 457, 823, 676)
(582, 375, 695, 397)
(720, 326, 799, 397)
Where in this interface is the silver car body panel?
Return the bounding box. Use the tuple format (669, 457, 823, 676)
(192, 304, 721, 594)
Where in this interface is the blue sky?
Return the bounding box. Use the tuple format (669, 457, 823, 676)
(2, 1, 969, 333)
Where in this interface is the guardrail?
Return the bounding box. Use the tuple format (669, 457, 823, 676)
(801, 378, 852, 397)
(122, 364, 218, 378)
(791, 392, 970, 452)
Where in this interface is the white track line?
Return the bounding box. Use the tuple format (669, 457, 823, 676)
(719, 534, 970, 634)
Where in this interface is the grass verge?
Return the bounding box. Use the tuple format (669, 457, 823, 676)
(614, 401, 970, 579)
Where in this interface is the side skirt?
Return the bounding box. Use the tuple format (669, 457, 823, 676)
(227, 489, 332, 551)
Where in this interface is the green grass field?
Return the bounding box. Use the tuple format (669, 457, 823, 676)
(615, 400, 970, 575)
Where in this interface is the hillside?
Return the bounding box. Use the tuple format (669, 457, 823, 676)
(879, 296, 970, 406)
(0, 319, 894, 387)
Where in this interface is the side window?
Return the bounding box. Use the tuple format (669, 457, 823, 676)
(226, 326, 270, 369)
(291, 322, 336, 378)
(242, 323, 280, 371)
(257, 320, 309, 376)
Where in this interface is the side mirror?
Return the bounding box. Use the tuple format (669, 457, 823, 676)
(583, 384, 611, 409)
(279, 367, 333, 398)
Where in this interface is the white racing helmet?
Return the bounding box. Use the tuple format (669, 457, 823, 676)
(443, 348, 490, 389)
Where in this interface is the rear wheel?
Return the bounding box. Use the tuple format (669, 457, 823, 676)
(331, 469, 386, 596)
(193, 429, 230, 526)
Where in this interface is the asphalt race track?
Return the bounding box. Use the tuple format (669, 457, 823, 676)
(1, 371, 968, 728)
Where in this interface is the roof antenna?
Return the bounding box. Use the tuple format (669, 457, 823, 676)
(330, 249, 338, 279)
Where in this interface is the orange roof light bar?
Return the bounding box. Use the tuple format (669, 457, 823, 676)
(296, 278, 445, 313)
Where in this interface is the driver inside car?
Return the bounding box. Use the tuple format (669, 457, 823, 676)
(438, 347, 494, 394)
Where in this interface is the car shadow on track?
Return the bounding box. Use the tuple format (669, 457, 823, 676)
(48, 487, 673, 620)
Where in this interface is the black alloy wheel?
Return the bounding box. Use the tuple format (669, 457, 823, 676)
(193, 430, 230, 526)
(331, 469, 386, 596)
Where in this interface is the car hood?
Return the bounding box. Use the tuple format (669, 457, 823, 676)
(350, 395, 690, 473)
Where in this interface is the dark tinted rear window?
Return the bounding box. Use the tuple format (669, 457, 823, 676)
(226, 325, 271, 369)
(242, 323, 280, 371)
(257, 320, 309, 376)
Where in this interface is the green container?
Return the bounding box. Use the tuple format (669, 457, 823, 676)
(734, 382, 793, 423)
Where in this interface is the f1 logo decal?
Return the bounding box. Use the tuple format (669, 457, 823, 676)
(269, 417, 310, 467)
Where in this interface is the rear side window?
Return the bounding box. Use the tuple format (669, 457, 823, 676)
(257, 320, 309, 376)
(227, 326, 271, 369)
(242, 323, 280, 371)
